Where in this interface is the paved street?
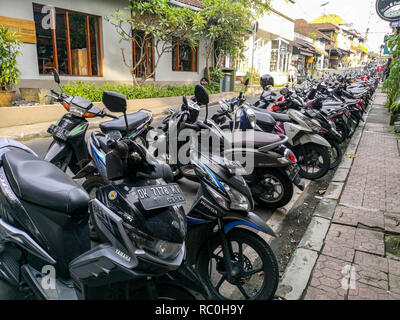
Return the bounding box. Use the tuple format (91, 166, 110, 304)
(279, 88, 400, 300)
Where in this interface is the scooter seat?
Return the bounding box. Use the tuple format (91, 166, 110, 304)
(2, 150, 90, 214)
(100, 111, 151, 134)
(253, 107, 291, 123)
(228, 131, 284, 149)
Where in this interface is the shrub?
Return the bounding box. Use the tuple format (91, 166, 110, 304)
(0, 26, 22, 91)
(62, 82, 221, 102)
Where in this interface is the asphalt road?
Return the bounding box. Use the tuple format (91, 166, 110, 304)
(0, 94, 313, 300)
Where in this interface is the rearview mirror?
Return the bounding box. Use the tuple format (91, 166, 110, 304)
(280, 88, 289, 96)
(52, 69, 60, 84)
(102, 91, 127, 113)
(200, 77, 209, 87)
(244, 78, 250, 86)
(195, 85, 209, 106)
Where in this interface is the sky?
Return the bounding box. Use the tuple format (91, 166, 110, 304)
(291, 0, 393, 53)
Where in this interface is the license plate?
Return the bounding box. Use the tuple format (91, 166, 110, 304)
(287, 164, 300, 181)
(135, 184, 186, 211)
(48, 124, 69, 141)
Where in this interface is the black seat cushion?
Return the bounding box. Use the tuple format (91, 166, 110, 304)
(100, 112, 151, 134)
(257, 108, 291, 123)
(2, 150, 90, 214)
(227, 131, 283, 149)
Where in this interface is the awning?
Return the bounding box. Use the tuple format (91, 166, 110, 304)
(299, 49, 314, 57)
(313, 46, 328, 57)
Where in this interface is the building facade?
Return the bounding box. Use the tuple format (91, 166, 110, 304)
(235, 0, 296, 85)
(0, 0, 209, 89)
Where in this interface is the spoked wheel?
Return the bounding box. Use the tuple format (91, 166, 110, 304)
(328, 140, 343, 170)
(295, 144, 331, 180)
(335, 122, 349, 143)
(255, 170, 293, 209)
(197, 229, 279, 300)
(82, 176, 106, 241)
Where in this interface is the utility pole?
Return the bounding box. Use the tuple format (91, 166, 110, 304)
(250, 21, 258, 86)
(321, 2, 329, 23)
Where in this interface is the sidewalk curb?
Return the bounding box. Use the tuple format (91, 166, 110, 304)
(8, 100, 223, 142)
(275, 94, 374, 300)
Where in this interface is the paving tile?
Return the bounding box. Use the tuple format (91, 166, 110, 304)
(353, 264, 388, 291)
(354, 228, 385, 256)
(307, 255, 349, 300)
(303, 285, 345, 300)
(325, 224, 356, 249)
(389, 274, 400, 295)
(348, 282, 396, 300)
(354, 251, 388, 273)
(322, 243, 355, 263)
(384, 213, 400, 234)
(389, 259, 400, 277)
(333, 206, 384, 229)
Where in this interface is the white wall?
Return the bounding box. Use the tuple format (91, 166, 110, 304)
(0, 0, 208, 84)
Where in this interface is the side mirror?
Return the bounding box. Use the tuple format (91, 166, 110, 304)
(52, 69, 60, 84)
(280, 88, 289, 96)
(244, 78, 250, 86)
(102, 91, 127, 114)
(200, 77, 209, 87)
(194, 85, 209, 106)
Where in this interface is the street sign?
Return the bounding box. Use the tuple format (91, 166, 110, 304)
(376, 0, 400, 22)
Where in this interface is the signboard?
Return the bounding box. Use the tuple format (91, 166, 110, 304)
(0, 16, 36, 43)
(376, 0, 400, 22)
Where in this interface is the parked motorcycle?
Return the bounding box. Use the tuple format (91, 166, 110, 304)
(0, 137, 209, 300)
(77, 88, 280, 300)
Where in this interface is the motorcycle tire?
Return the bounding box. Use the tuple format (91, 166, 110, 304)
(253, 169, 293, 209)
(196, 228, 279, 300)
(328, 140, 343, 170)
(295, 144, 331, 180)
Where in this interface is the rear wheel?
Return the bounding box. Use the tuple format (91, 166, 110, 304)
(335, 122, 349, 143)
(82, 176, 106, 241)
(254, 169, 293, 209)
(295, 144, 331, 180)
(328, 140, 343, 170)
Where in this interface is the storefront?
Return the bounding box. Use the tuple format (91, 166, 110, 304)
(0, 0, 208, 89)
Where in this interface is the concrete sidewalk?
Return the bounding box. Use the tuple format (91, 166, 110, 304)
(277, 87, 400, 300)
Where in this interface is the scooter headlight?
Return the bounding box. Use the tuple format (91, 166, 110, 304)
(130, 231, 183, 261)
(246, 109, 257, 129)
(221, 182, 251, 211)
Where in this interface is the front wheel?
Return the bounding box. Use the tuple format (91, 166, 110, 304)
(196, 229, 279, 300)
(253, 169, 293, 209)
(82, 176, 107, 241)
(295, 144, 331, 180)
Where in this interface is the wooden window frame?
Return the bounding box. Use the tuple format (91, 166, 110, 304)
(172, 41, 198, 73)
(132, 31, 155, 79)
(33, 3, 103, 77)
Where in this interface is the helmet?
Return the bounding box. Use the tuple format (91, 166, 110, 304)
(260, 74, 274, 89)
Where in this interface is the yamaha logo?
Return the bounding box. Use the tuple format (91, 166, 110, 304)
(115, 249, 131, 262)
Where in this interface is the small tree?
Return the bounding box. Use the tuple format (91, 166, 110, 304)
(200, 0, 270, 80)
(108, 0, 205, 87)
(0, 26, 22, 91)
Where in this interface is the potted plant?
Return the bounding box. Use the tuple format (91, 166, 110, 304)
(0, 26, 22, 107)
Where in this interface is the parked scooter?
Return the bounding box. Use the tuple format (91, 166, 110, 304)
(154, 81, 304, 208)
(44, 69, 153, 174)
(0, 138, 209, 300)
(78, 88, 280, 300)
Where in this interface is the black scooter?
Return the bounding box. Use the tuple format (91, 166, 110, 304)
(0, 135, 208, 299)
(79, 88, 280, 300)
(44, 69, 153, 175)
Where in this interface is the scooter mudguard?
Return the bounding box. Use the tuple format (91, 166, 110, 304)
(223, 212, 276, 237)
(167, 262, 212, 299)
(44, 141, 71, 165)
(298, 133, 332, 149)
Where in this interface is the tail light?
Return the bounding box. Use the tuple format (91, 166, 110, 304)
(285, 149, 297, 164)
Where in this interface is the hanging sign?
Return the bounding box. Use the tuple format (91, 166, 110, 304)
(376, 0, 400, 22)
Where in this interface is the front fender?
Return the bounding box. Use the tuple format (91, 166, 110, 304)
(298, 133, 332, 148)
(44, 140, 71, 164)
(223, 212, 276, 237)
